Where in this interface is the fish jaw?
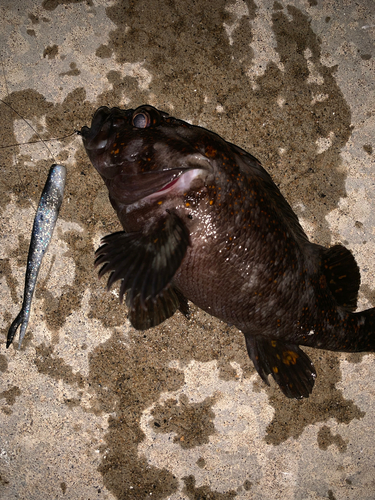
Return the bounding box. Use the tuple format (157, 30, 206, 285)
(80, 105, 214, 207)
(80, 106, 134, 179)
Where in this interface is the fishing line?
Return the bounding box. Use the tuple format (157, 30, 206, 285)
(0, 111, 77, 150)
(0, 61, 75, 209)
(0, 61, 76, 161)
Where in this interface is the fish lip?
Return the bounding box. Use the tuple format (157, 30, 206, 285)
(151, 170, 185, 195)
(80, 106, 132, 152)
(142, 167, 183, 188)
(129, 151, 212, 201)
(143, 166, 208, 201)
(80, 106, 110, 139)
(112, 165, 209, 206)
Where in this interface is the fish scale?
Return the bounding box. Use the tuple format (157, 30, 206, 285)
(80, 104, 374, 399)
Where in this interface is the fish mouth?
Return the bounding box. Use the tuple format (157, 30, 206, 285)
(147, 167, 205, 198)
(80, 106, 131, 152)
(109, 167, 205, 205)
(155, 175, 180, 192)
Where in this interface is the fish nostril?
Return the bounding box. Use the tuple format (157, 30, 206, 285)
(112, 117, 125, 128)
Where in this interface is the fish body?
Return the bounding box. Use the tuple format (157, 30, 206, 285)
(81, 106, 375, 398)
(6, 164, 67, 349)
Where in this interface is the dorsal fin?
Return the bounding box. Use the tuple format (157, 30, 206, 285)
(321, 245, 360, 311)
(230, 142, 309, 244)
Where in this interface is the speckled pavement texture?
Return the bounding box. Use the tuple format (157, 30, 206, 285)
(0, 1, 374, 499)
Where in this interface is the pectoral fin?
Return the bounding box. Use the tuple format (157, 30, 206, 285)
(245, 335, 316, 399)
(95, 212, 190, 318)
(127, 287, 189, 330)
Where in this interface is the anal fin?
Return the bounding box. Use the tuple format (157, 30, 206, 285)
(245, 335, 316, 399)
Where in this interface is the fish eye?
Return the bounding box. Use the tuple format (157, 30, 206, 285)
(132, 106, 162, 128)
(132, 111, 151, 129)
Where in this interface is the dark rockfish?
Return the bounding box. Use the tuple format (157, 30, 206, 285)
(6, 164, 67, 349)
(81, 105, 375, 399)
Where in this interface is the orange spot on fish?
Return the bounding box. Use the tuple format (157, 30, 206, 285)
(282, 351, 299, 365)
(205, 145, 217, 157)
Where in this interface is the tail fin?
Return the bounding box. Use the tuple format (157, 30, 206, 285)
(321, 245, 360, 312)
(339, 308, 375, 352)
(355, 307, 375, 352)
(308, 244, 375, 353)
(299, 307, 375, 353)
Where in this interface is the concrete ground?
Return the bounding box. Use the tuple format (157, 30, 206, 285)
(0, 0, 374, 498)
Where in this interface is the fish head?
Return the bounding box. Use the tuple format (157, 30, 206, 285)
(80, 105, 217, 214)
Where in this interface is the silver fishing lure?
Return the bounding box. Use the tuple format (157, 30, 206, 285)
(6, 164, 67, 348)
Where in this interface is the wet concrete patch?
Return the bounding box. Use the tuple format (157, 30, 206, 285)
(151, 393, 217, 449)
(317, 424, 348, 452)
(0, 386, 21, 406)
(0, 355, 8, 372)
(183, 475, 237, 499)
(264, 350, 366, 445)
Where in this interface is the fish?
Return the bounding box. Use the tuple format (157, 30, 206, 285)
(6, 164, 67, 349)
(80, 105, 375, 399)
